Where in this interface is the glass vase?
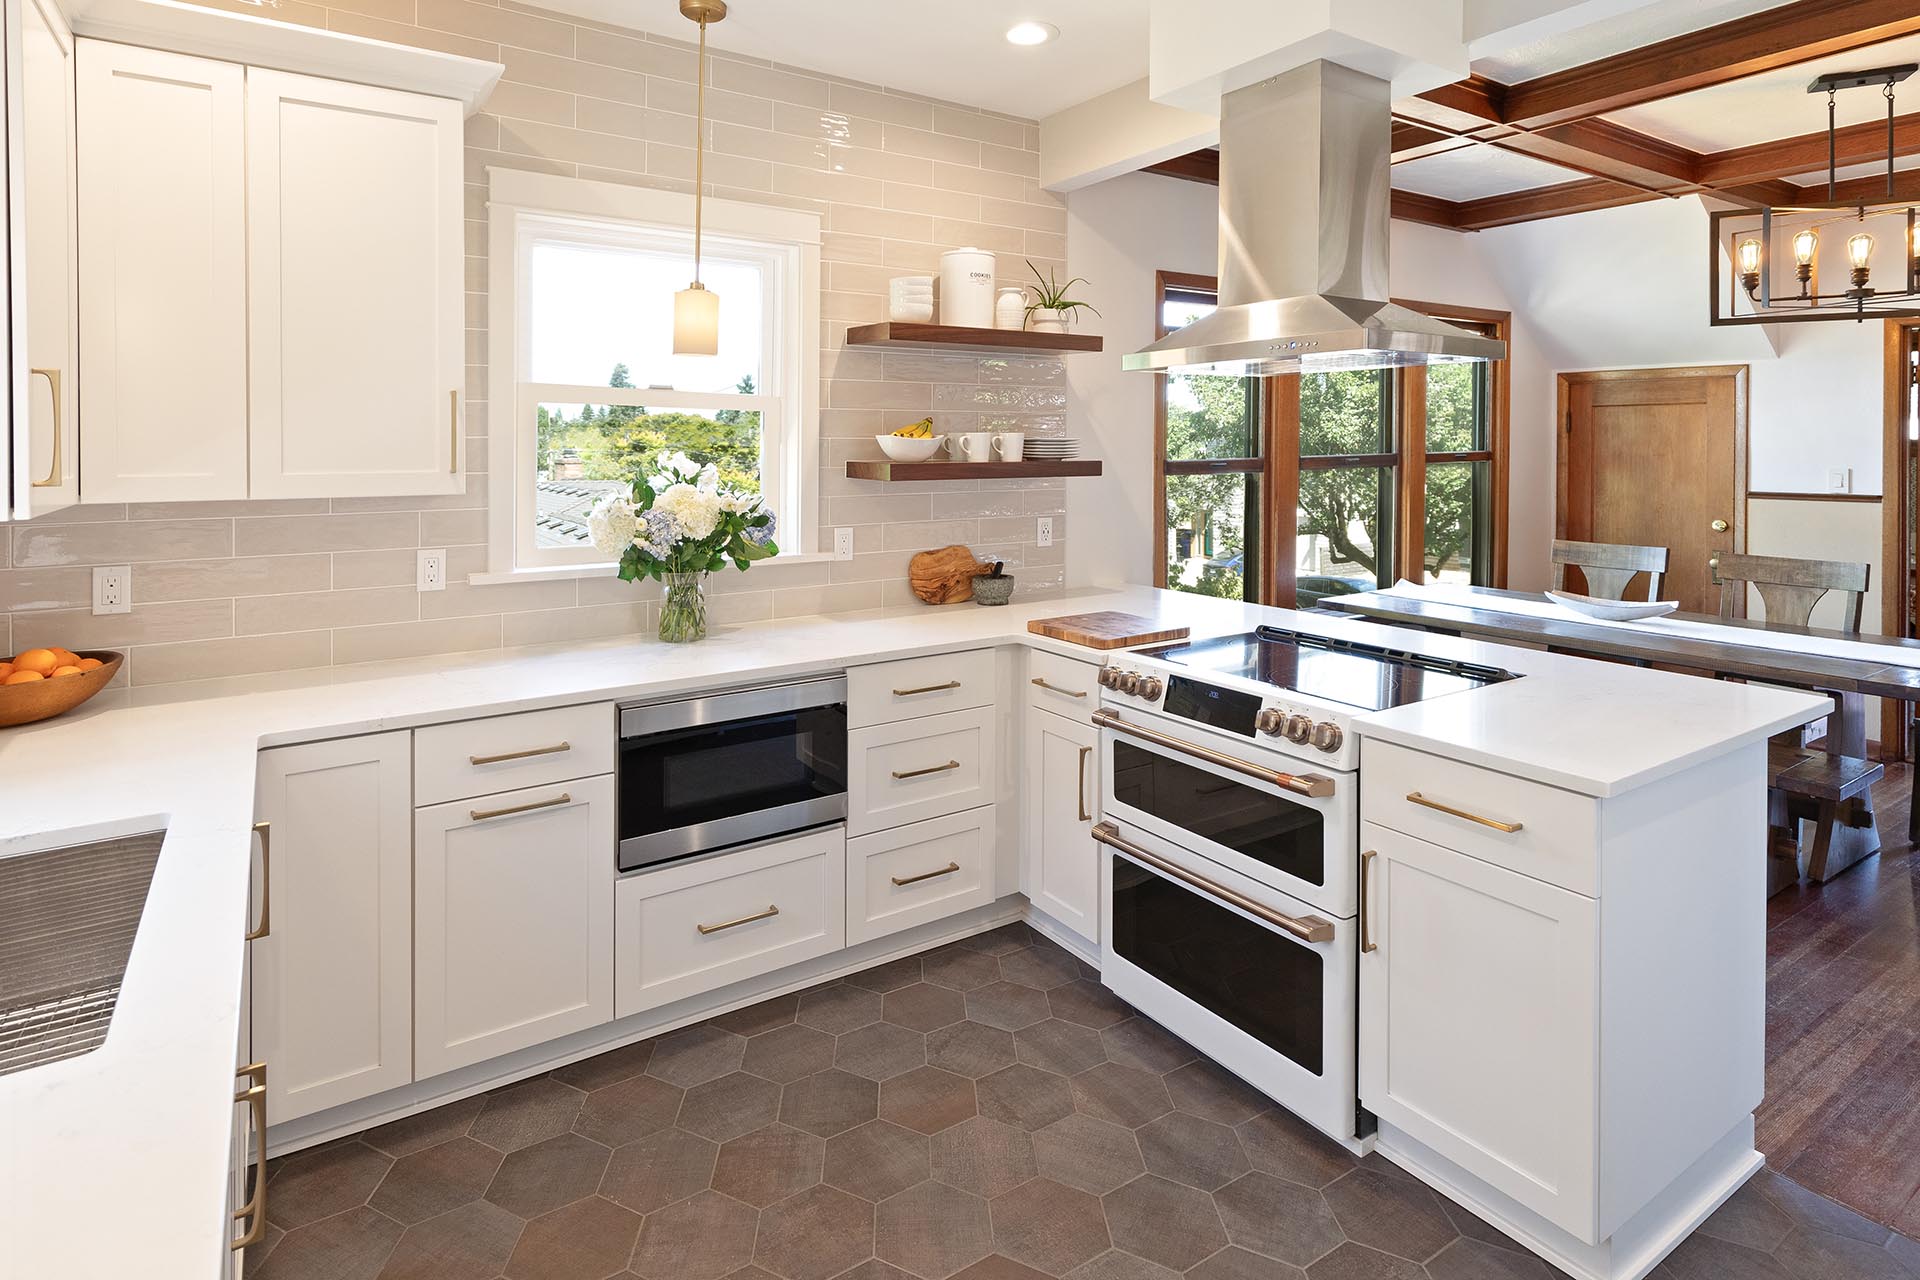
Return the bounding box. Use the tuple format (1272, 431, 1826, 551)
(658, 571, 709, 643)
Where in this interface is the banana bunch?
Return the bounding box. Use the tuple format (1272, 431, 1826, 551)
(890, 417, 935, 438)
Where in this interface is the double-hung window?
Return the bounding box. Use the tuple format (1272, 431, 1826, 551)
(486, 169, 820, 577)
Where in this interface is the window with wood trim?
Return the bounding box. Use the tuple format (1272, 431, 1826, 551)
(1153, 274, 1509, 606)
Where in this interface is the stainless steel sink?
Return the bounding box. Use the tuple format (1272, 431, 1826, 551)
(0, 831, 163, 1077)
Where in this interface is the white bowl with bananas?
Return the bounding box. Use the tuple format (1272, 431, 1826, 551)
(876, 418, 946, 462)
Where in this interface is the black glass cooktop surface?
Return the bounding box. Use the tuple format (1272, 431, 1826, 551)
(1142, 626, 1517, 712)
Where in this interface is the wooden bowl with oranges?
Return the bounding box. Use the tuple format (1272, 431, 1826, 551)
(0, 646, 123, 727)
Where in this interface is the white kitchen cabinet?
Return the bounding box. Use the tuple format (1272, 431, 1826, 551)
(414, 774, 616, 1078)
(246, 68, 463, 498)
(846, 806, 996, 945)
(1022, 708, 1099, 943)
(252, 732, 413, 1125)
(77, 39, 247, 503)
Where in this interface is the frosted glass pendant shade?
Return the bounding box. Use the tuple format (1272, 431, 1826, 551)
(674, 282, 719, 356)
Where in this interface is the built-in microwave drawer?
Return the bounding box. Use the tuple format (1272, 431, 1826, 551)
(849, 705, 997, 836)
(1362, 739, 1596, 896)
(1025, 650, 1099, 720)
(416, 702, 614, 805)
(848, 649, 996, 727)
(846, 806, 996, 945)
(614, 827, 846, 1019)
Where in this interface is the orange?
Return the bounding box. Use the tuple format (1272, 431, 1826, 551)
(51, 665, 83, 678)
(49, 647, 80, 666)
(75, 657, 102, 672)
(0, 663, 10, 681)
(3, 669, 45, 684)
(11, 648, 59, 676)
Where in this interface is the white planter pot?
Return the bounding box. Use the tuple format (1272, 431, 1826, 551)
(1029, 308, 1071, 333)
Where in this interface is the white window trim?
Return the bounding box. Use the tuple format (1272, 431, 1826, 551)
(483, 166, 821, 579)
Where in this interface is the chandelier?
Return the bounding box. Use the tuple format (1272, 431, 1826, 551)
(1709, 64, 1920, 325)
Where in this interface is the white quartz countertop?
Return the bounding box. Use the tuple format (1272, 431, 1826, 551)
(0, 584, 1828, 1279)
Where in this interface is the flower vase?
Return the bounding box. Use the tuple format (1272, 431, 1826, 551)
(658, 571, 709, 643)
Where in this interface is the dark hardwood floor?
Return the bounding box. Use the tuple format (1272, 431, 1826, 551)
(1762, 764, 1920, 1236)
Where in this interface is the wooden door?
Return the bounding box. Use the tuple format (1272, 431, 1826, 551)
(252, 732, 413, 1124)
(1023, 710, 1099, 943)
(245, 68, 464, 498)
(1558, 366, 1746, 612)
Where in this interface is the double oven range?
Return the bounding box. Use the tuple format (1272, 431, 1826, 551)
(1092, 626, 1514, 1148)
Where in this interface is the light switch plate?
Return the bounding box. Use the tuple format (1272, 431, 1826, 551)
(1827, 467, 1850, 493)
(92, 565, 131, 615)
(417, 549, 447, 592)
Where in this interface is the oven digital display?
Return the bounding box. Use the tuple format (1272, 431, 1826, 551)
(1162, 674, 1260, 736)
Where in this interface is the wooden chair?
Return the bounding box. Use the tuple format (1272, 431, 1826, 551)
(1712, 552, 1868, 631)
(1550, 539, 1669, 601)
(1768, 740, 1883, 890)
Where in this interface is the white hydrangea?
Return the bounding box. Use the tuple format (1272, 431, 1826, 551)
(586, 496, 638, 559)
(652, 482, 721, 540)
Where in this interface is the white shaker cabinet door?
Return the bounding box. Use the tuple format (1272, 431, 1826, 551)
(1022, 709, 1099, 943)
(1358, 822, 1599, 1241)
(77, 40, 247, 502)
(252, 732, 414, 1125)
(413, 774, 617, 1078)
(245, 69, 464, 499)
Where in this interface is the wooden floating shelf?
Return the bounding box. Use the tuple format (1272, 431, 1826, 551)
(844, 322, 1103, 355)
(846, 460, 1104, 482)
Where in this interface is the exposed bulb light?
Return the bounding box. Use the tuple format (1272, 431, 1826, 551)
(673, 0, 727, 357)
(1848, 231, 1874, 269)
(1736, 238, 1761, 275)
(1793, 228, 1817, 266)
(1005, 20, 1058, 45)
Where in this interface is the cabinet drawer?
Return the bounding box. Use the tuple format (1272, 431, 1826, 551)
(415, 702, 614, 805)
(1362, 740, 1596, 896)
(847, 807, 996, 945)
(849, 706, 997, 836)
(1025, 650, 1100, 721)
(848, 648, 995, 727)
(615, 828, 845, 1018)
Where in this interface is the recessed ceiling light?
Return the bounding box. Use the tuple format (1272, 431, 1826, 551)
(1005, 21, 1058, 46)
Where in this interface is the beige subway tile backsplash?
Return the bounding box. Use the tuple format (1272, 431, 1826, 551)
(12, 519, 234, 568)
(234, 513, 420, 556)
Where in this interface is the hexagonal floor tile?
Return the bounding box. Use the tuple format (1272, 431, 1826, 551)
(1098, 1018, 1196, 1076)
(1063, 1250, 1183, 1280)
(709, 993, 800, 1037)
(880, 1066, 978, 1135)
(922, 946, 1003, 992)
(469, 1077, 586, 1153)
(975, 1063, 1075, 1132)
(1320, 1168, 1458, 1265)
(988, 1177, 1110, 1274)
(252, 1204, 402, 1280)
(845, 955, 926, 993)
(647, 1024, 748, 1087)
(630, 1189, 760, 1280)
(1235, 1108, 1358, 1190)
(1163, 1061, 1267, 1126)
(883, 982, 968, 1032)
(930, 1116, 1037, 1199)
(1101, 1174, 1227, 1271)
(1136, 1111, 1248, 1192)
(1013, 1019, 1107, 1076)
(1301, 1241, 1427, 1280)
(1069, 1062, 1172, 1129)
(601, 1125, 717, 1214)
(1184, 1245, 1306, 1280)
(949, 1257, 1052, 1280)
(571, 1072, 683, 1148)
(1030, 1113, 1144, 1196)
(361, 1095, 484, 1159)
(753, 1184, 875, 1280)
(997, 945, 1082, 992)
(836, 1021, 928, 1082)
(679, 1071, 784, 1142)
(266, 1141, 393, 1229)
(743, 1023, 837, 1083)
(1212, 1171, 1343, 1266)
(483, 1132, 610, 1220)
(781, 1069, 880, 1138)
(549, 1038, 655, 1092)
(711, 1123, 825, 1208)
(375, 1199, 522, 1280)
(1047, 980, 1131, 1030)
(965, 982, 1052, 1032)
(1425, 1237, 1561, 1280)
(876, 1181, 995, 1280)
(959, 923, 1036, 955)
(1695, 1177, 1793, 1253)
(504, 1195, 640, 1280)
(369, 1136, 502, 1224)
(926, 1022, 1018, 1079)
(797, 984, 884, 1034)
(824, 1120, 931, 1202)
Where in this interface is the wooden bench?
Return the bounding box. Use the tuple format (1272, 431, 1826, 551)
(1767, 741, 1884, 893)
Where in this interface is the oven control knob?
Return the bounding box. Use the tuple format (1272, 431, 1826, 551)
(1117, 672, 1141, 695)
(1284, 714, 1314, 744)
(1097, 667, 1118, 689)
(1312, 721, 1344, 752)
(1136, 677, 1164, 701)
(1255, 708, 1285, 736)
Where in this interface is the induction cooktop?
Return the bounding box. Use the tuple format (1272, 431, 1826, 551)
(1140, 625, 1518, 713)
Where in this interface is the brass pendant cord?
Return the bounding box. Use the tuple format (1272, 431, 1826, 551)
(693, 15, 707, 287)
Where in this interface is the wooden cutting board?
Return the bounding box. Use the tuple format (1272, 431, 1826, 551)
(1028, 611, 1189, 650)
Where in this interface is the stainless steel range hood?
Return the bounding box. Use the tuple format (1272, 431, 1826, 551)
(1124, 61, 1505, 377)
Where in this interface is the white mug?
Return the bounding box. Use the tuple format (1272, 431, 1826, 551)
(955, 432, 994, 463)
(992, 432, 1025, 462)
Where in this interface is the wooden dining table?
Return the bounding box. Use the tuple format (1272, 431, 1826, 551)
(1323, 584, 1920, 880)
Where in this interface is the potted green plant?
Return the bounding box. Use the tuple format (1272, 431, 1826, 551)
(1023, 262, 1100, 333)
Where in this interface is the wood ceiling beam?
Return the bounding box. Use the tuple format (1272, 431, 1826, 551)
(1416, 74, 1507, 126)
(1141, 149, 1218, 185)
(1785, 167, 1920, 203)
(1140, 148, 1469, 229)
(1390, 190, 1464, 230)
(1696, 110, 1920, 185)
(1450, 178, 1658, 230)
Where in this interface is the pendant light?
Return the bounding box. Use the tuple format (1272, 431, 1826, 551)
(673, 0, 726, 356)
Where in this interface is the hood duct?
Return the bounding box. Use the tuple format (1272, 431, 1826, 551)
(1124, 61, 1505, 377)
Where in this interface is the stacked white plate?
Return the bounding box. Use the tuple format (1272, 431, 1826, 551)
(1023, 438, 1080, 460)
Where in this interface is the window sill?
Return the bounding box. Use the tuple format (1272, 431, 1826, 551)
(468, 550, 838, 587)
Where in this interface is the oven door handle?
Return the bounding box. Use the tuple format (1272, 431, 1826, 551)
(1093, 822, 1336, 944)
(1091, 710, 1334, 798)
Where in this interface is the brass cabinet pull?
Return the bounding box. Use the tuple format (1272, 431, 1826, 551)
(469, 792, 571, 822)
(232, 1062, 268, 1250)
(891, 861, 960, 887)
(469, 741, 571, 766)
(246, 822, 271, 942)
(1405, 791, 1523, 833)
(892, 759, 960, 780)
(697, 904, 779, 935)
(1092, 823, 1336, 944)
(1091, 710, 1334, 798)
(893, 680, 961, 697)
(29, 368, 61, 488)
(1031, 677, 1087, 699)
(449, 389, 460, 474)
(1360, 850, 1378, 954)
(1076, 745, 1092, 822)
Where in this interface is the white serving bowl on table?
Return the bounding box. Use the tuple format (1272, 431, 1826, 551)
(875, 434, 946, 462)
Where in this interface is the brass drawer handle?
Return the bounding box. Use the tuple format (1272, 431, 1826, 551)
(697, 904, 779, 935)
(1077, 745, 1092, 822)
(469, 741, 571, 766)
(232, 1062, 268, 1250)
(892, 760, 960, 780)
(1360, 850, 1377, 954)
(893, 680, 961, 697)
(1031, 677, 1086, 698)
(449, 389, 460, 474)
(892, 861, 961, 886)
(1093, 823, 1335, 943)
(29, 368, 62, 488)
(247, 822, 271, 942)
(470, 792, 571, 822)
(1091, 710, 1335, 798)
(1405, 791, 1523, 833)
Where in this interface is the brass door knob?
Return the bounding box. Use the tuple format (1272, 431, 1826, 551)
(1711, 518, 1729, 532)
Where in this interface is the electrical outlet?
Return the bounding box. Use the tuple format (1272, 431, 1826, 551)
(1827, 467, 1850, 493)
(417, 549, 447, 592)
(833, 528, 855, 561)
(92, 565, 131, 615)
(1036, 517, 1053, 547)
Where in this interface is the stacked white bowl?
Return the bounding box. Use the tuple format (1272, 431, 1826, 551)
(888, 276, 934, 322)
